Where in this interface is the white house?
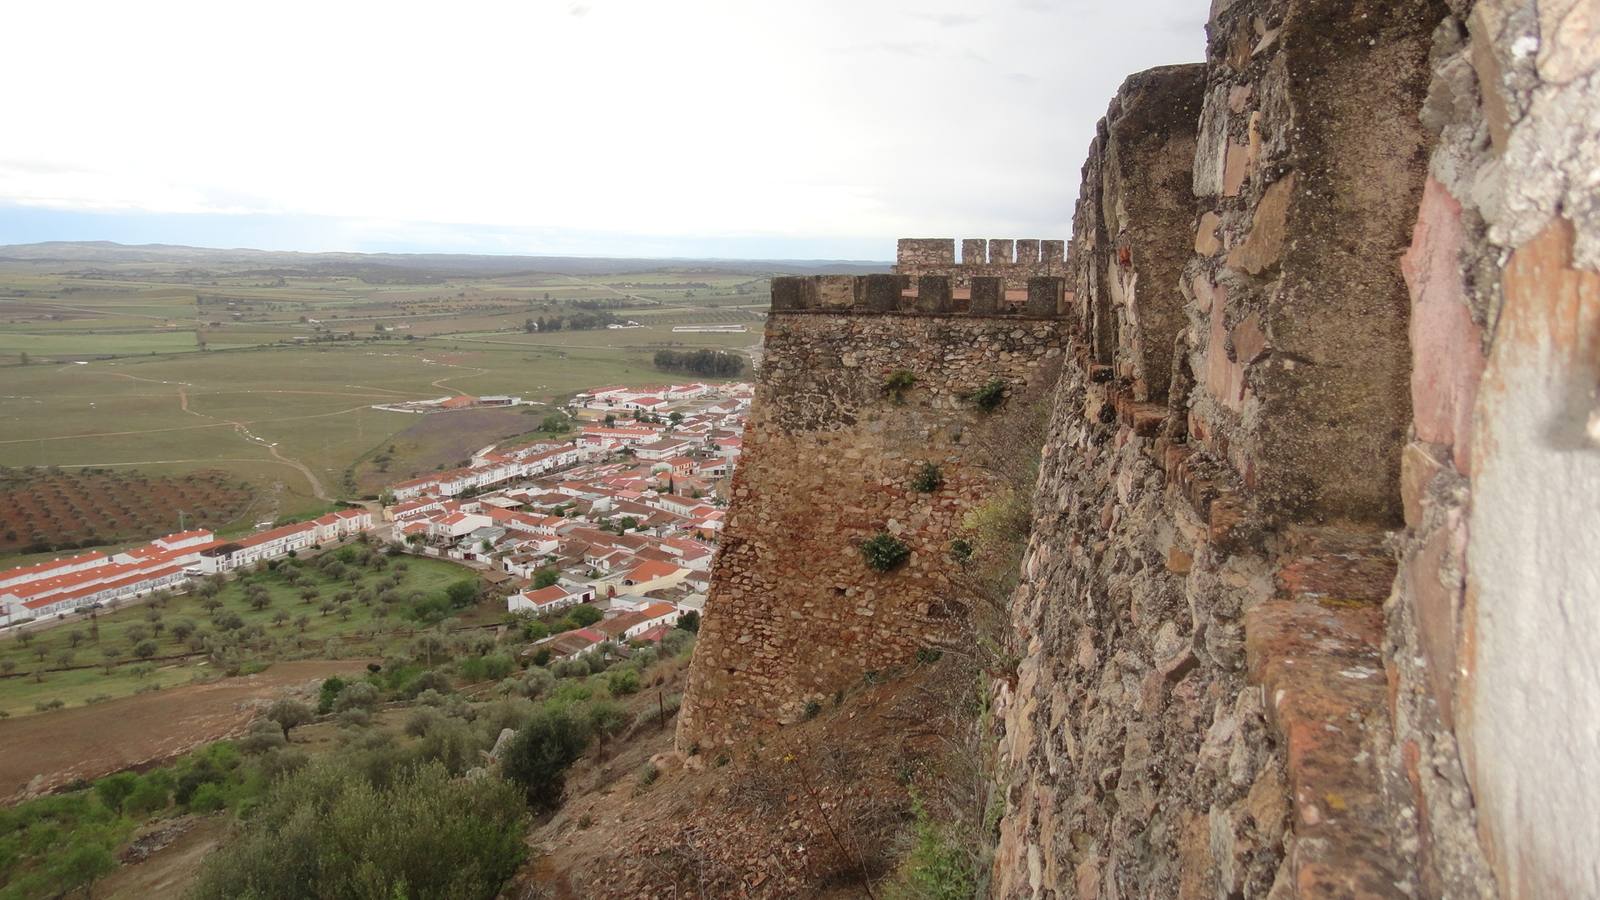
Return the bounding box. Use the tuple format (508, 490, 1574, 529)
(508, 582, 596, 615)
(194, 522, 318, 574)
(430, 512, 493, 540)
(665, 383, 712, 401)
(634, 439, 696, 462)
(594, 601, 683, 642)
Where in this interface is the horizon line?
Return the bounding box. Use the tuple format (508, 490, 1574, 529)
(0, 238, 897, 266)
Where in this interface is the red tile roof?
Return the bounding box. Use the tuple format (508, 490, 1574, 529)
(623, 560, 685, 583)
(0, 551, 109, 583)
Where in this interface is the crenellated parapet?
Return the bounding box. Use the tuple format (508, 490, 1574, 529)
(770, 273, 1066, 318)
(894, 237, 1068, 290)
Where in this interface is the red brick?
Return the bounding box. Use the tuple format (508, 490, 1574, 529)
(1131, 403, 1167, 437)
(1246, 600, 1406, 899)
(1275, 527, 1396, 604)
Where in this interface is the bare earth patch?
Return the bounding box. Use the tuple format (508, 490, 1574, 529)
(0, 658, 374, 803)
(520, 666, 953, 899)
(102, 814, 231, 900)
(353, 407, 547, 495)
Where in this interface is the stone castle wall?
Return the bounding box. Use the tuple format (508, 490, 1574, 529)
(1386, 1, 1600, 896)
(676, 0, 1599, 896)
(1066, 63, 1207, 401)
(674, 277, 1068, 751)
(994, 0, 1449, 896)
(995, 0, 1600, 898)
(896, 237, 1069, 290)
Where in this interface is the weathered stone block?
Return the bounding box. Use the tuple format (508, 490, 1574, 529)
(916, 275, 953, 314)
(970, 277, 1004, 315)
(1225, 173, 1295, 276)
(1245, 600, 1405, 898)
(815, 274, 860, 310)
(1025, 277, 1063, 317)
(896, 237, 954, 267)
(770, 276, 815, 311)
(861, 274, 900, 312)
(1399, 441, 1446, 529)
(1195, 212, 1223, 256)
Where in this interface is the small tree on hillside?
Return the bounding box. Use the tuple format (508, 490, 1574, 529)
(265, 698, 314, 741)
(445, 580, 479, 609)
(53, 841, 117, 899)
(502, 706, 592, 809)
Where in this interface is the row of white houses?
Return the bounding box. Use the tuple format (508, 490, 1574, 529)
(0, 509, 374, 626)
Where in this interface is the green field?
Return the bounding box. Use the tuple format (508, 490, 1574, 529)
(0, 551, 485, 718)
(0, 253, 775, 538)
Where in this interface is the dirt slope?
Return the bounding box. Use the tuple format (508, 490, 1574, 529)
(519, 662, 968, 899)
(0, 659, 373, 802)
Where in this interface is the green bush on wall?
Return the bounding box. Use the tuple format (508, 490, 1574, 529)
(969, 378, 1007, 412)
(883, 370, 918, 403)
(911, 462, 942, 493)
(861, 532, 911, 573)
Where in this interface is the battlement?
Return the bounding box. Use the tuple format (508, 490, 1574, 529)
(770, 273, 1066, 318)
(894, 237, 1068, 290)
(897, 237, 1067, 266)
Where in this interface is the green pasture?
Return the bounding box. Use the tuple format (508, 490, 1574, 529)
(0, 553, 481, 718)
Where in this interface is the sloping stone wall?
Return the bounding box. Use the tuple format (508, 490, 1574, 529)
(675, 290, 1068, 751)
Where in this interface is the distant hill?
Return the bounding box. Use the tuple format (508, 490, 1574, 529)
(0, 241, 891, 279)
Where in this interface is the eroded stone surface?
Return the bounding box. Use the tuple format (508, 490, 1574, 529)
(676, 311, 1066, 751)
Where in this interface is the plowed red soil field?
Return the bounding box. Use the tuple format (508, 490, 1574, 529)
(0, 658, 373, 803)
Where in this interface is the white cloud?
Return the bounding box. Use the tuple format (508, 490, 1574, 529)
(1, 0, 1205, 255)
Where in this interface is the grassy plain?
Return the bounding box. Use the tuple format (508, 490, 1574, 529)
(0, 253, 775, 545)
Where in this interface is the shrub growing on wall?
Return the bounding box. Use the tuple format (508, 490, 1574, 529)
(883, 369, 918, 403)
(860, 532, 911, 573)
(911, 462, 943, 493)
(969, 378, 1007, 412)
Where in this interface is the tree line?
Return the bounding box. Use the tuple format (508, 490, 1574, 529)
(524, 311, 620, 333)
(652, 349, 745, 378)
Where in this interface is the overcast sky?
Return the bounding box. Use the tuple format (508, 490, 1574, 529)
(0, 0, 1205, 260)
